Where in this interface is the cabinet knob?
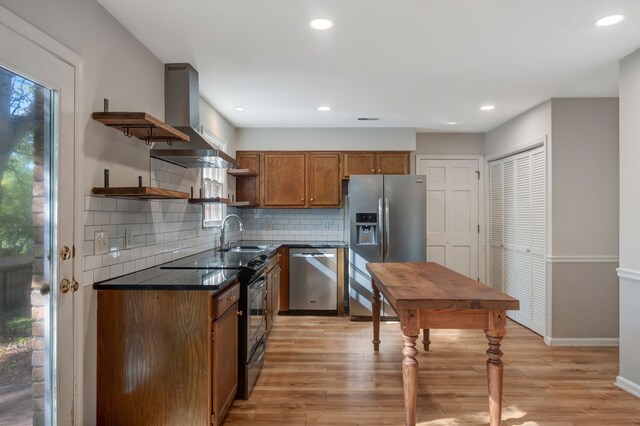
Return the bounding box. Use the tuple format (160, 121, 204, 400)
(378, 169, 381, 173)
(370, 169, 374, 172)
(310, 197, 314, 201)
(301, 198, 304, 202)
(237, 310, 243, 316)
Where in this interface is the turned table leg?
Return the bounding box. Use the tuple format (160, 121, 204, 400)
(372, 282, 381, 351)
(485, 310, 507, 426)
(422, 329, 431, 351)
(402, 333, 419, 426)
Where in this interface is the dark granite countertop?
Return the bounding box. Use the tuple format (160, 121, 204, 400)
(93, 241, 347, 291)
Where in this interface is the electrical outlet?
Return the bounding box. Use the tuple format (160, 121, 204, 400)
(323, 221, 331, 230)
(124, 228, 132, 249)
(94, 231, 109, 255)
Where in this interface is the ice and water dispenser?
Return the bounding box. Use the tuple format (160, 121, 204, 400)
(355, 213, 378, 245)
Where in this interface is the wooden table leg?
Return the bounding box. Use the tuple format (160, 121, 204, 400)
(372, 281, 381, 351)
(402, 333, 419, 426)
(486, 310, 507, 426)
(422, 329, 430, 351)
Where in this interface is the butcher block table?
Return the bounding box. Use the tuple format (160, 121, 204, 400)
(366, 262, 520, 426)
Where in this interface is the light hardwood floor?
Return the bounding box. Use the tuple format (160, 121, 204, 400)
(226, 316, 640, 425)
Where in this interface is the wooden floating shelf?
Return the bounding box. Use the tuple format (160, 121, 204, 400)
(188, 197, 231, 204)
(228, 201, 258, 207)
(227, 168, 257, 177)
(91, 187, 190, 199)
(92, 112, 190, 144)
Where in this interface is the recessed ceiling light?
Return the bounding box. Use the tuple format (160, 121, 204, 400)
(235, 106, 245, 112)
(480, 105, 495, 111)
(310, 18, 333, 30)
(446, 121, 458, 125)
(595, 15, 625, 27)
(318, 106, 332, 112)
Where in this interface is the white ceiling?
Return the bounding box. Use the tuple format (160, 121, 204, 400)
(98, 0, 640, 132)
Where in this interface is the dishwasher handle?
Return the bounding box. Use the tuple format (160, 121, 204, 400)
(291, 253, 336, 258)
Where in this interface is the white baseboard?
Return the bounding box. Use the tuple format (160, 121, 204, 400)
(546, 255, 619, 263)
(616, 376, 640, 398)
(544, 336, 619, 346)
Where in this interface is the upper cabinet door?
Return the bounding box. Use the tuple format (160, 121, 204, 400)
(263, 153, 306, 206)
(343, 153, 376, 178)
(308, 153, 341, 207)
(376, 152, 410, 174)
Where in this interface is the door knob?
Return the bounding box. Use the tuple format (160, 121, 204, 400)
(71, 279, 79, 292)
(59, 278, 71, 294)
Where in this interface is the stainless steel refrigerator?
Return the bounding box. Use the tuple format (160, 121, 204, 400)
(348, 175, 426, 319)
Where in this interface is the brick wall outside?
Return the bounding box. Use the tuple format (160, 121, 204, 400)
(30, 86, 47, 426)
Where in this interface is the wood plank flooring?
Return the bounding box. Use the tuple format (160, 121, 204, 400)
(226, 316, 640, 425)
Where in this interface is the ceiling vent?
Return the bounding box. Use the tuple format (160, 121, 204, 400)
(357, 117, 381, 121)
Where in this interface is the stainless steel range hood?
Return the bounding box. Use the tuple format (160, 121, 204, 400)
(150, 63, 239, 169)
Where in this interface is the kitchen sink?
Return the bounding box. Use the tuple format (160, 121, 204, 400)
(218, 245, 268, 253)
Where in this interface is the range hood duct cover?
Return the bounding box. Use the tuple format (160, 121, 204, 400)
(150, 63, 239, 169)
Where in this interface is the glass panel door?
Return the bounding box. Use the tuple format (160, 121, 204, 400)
(0, 64, 53, 426)
(0, 17, 77, 424)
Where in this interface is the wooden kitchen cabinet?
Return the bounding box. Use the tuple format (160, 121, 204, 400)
(376, 152, 410, 174)
(342, 152, 411, 178)
(308, 153, 341, 207)
(212, 298, 238, 426)
(265, 253, 281, 334)
(233, 152, 260, 207)
(262, 153, 307, 207)
(97, 282, 239, 426)
(343, 153, 376, 178)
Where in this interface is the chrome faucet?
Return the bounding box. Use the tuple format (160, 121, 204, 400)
(220, 214, 244, 250)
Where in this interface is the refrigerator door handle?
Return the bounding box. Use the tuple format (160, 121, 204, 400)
(384, 197, 390, 260)
(377, 197, 384, 259)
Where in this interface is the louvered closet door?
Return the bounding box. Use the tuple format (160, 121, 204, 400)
(489, 162, 503, 292)
(502, 158, 518, 321)
(530, 147, 546, 335)
(514, 153, 533, 328)
(489, 146, 546, 335)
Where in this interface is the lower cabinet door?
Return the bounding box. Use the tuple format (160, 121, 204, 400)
(212, 304, 238, 425)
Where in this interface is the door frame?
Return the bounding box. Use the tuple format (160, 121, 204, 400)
(0, 5, 85, 423)
(484, 136, 551, 340)
(415, 154, 486, 283)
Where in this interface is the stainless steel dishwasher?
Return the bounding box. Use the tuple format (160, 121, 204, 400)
(289, 248, 338, 311)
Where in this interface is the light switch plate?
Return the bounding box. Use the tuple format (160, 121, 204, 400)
(94, 231, 109, 255)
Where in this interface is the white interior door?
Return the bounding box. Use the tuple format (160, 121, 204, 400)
(0, 19, 77, 425)
(418, 159, 479, 280)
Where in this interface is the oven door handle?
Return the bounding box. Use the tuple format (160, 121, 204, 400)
(248, 276, 266, 289)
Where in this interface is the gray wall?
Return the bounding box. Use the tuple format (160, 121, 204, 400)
(415, 132, 484, 155)
(484, 100, 551, 156)
(549, 98, 619, 340)
(236, 127, 416, 151)
(551, 98, 619, 257)
(619, 47, 640, 393)
(484, 97, 620, 341)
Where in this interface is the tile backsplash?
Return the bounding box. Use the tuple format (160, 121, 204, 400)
(83, 160, 347, 284)
(239, 208, 345, 242)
